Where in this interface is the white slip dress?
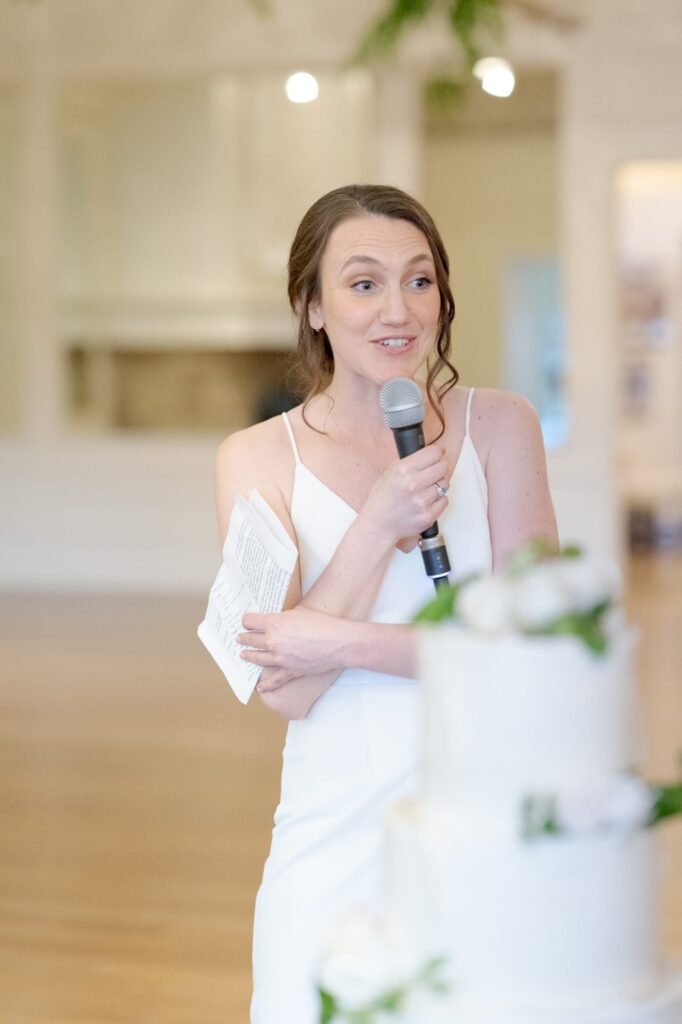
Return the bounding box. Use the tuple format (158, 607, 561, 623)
(250, 387, 493, 1024)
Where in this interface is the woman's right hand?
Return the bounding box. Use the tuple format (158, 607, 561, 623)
(359, 444, 450, 550)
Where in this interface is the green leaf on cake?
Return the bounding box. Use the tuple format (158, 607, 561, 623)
(318, 989, 337, 1024)
(506, 537, 562, 576)
(524, 599, 613, 656)
(412, 576, 475, 623)
(421, 955, 450, 992)
(649, 782, 682, 825)
(521, 794, 561, 839)
(376, 987, 405, 1012)
(412, 540, 613, 656)
(317, 953, 451, 1021)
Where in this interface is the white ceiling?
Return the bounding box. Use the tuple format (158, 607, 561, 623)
(0, 0, 593, 76)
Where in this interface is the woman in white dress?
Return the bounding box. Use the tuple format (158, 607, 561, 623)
(212, 184, 559, 1023)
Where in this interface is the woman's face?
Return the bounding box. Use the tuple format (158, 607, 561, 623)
(308, 214, 441, 389)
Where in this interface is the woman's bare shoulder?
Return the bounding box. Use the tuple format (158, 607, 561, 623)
(468, 387, 539, 430)
(213, 410, 302, 546)
(446, 386, 541, 466)
(216, 409, 299, 483)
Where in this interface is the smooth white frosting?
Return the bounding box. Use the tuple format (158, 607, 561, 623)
(418, 624, 642, 832)
(383, 798, 661, 1010)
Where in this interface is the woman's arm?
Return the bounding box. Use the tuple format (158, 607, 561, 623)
(215, 426, 450, 720)
(243, 613, 415, 720)
(246, 444, 450, 718)
(480, 390, 559, 570)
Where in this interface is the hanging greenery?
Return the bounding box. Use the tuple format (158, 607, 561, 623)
(350, 0, 580, 112)
(352, 0, 503, 69)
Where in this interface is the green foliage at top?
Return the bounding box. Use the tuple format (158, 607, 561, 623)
(352, 0, 434, 65)
(448, 0, 502, 64)
(351, 0, 503, 71)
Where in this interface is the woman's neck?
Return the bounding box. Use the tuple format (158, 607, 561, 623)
(313, 374, 441, 449)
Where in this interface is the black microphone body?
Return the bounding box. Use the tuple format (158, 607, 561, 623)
(379, 379, 451, 590)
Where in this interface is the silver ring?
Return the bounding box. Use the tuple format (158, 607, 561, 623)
(434, 481, 448, 499)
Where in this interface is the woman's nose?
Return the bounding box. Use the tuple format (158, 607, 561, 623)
(380, 286, 409, 325)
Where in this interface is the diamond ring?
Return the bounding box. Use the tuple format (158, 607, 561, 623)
(434, 481, 448, 499)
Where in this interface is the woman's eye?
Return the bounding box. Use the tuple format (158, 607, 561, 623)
(411, 276, 433, 289)
(352, 280, 375, 293)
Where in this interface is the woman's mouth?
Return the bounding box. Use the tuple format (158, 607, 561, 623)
(372, 337, 415, 351)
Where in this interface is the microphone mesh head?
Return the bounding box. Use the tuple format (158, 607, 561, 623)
(379, 377, 424, 429)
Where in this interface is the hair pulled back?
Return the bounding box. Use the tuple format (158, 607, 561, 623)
(287, 183, 458, 438)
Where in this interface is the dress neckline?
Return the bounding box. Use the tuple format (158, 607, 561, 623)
(292, 433, 479, 520)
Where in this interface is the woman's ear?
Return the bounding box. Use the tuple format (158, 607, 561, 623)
(308, 300, 324, 332)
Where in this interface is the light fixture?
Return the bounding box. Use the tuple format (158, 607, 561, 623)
(285, 72, 319, 104)
(472, 57, 515, 98)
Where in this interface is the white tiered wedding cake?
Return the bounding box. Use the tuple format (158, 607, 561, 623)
(317, 546, 682, 1024)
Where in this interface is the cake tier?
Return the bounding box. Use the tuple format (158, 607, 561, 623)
(393, 965, 682, 1024)
(383, 798, 661, 1011)
(417, 624, 641, 830)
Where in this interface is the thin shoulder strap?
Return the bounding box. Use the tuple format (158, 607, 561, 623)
(465, 387, 475, 437)
(281, 411, 302, 465)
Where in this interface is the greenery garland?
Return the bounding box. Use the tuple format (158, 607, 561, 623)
(352, 0, 503, 69)
(319, 956, 449, 1023)
(413, 541, 614, 655)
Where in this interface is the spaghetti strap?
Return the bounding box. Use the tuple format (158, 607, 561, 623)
(281, 411, 302, 465)
(465, 387, 475, 437)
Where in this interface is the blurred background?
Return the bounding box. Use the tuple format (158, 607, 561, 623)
(0, 0, 681, 1021)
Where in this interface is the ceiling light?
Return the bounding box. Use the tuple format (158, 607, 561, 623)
(472, 57, 515, 98)
(285, 72, 319, 104)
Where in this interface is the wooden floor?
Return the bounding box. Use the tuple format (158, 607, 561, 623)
(0, 554, 681, 1024)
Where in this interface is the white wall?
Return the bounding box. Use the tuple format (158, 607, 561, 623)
(556, 0, 682, 563)
(62, 71, 377, 311)
(0, 90, 21, 434)
(616, 162, 682, 495)
(0, 7, 419, 594)
(0, 436, 219, 593)
(425, 129, 557, 392)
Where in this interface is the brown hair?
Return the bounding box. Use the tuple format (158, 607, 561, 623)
(287, 183, 458, 438)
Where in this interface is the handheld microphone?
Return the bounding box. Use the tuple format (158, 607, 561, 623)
(379, 377, 451, 591)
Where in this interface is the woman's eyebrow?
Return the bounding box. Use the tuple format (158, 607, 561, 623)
(339, 252, 434, 272)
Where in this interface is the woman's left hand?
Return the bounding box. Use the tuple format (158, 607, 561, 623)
(237, 606, 350, 692)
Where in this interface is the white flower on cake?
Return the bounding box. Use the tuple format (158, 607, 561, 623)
(318, 908, 423, 1011)
(457, 575, 512, 632)
(317, 907, 451, 1022)
(555, 781, 619, 833)
(603, 775, 655, 832)
(512, 563, 574, 628)
(556, 555, 622, 612)
(524, 773, 657, 839)
(415, 541, 621, 655)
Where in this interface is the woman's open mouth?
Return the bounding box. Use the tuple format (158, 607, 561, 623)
(371, 337, 416, 352)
